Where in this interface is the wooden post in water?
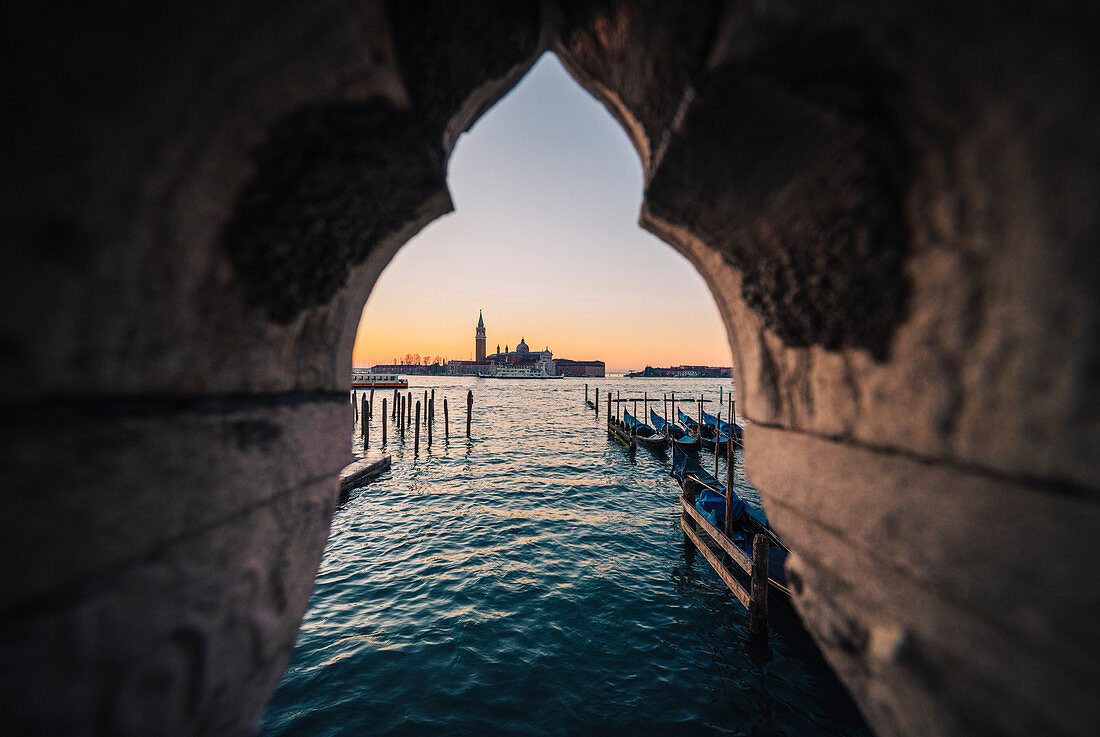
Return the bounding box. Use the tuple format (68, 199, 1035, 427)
(393, 389, 398, 419)
(399, 395, 404, 434)
(466, 390, 473, 437)
(369, 389, 375, 420)
(732, 397, 739, 448)
(664, 394, 670, 447)
(725, 427, 734, 539)
(698, 394, 703, 438)
(670, 391, 676, 432)
(606, 392, 611, 425)
(683, 478, 698, 558)
(427, 397, 432, 448)
(585, 383, 588, 404)
(749, 534, 770, 635)
(382, 398, 387, 446)
(595, 387, 599, 417)
(715, 410, 721, 479)
(360, 396, 367, 442)
(414, 401, 421, 455)
(444, 397, 449, 440)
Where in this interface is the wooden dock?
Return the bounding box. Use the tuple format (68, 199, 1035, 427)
(338, 452, 391, 501)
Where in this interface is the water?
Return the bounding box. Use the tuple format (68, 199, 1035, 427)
(261, 377, 870, 737)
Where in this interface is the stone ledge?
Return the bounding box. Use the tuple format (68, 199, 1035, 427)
(338, 453, 391, 499)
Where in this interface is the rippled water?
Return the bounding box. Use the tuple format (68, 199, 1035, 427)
(261, 377, 870, 737)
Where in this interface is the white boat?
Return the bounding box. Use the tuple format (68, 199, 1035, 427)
(350, 372, 409, 389)
(478, 363, 563, 379)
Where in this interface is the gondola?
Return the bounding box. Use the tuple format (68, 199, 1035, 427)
(677, 408, 729, 452)
(650, 410, 699, 450)
(622, 411, 666, 447)
(700, 409, 742, 442)
(670, 444, 790, 596)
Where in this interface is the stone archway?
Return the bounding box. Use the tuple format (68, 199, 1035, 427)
(3, 2, 1098, 737)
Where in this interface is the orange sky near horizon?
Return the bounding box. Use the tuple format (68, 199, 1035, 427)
(352, 54, 732, 374)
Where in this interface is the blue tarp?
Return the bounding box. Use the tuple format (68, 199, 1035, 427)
(701, 409, 742, 440)
(671, 445, 746, 527)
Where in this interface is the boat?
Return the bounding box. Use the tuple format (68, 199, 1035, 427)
(350, 372, 408, 389)
(478, 363, 564, 379)
(670, 444, 790, 595)
(677, 408, 728, 451)
(622, 410, 667, 447)
(650, 410, 699, 450)
(701, 409, 742, 441)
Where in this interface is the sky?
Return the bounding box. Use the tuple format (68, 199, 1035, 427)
(352, 53, 731, 374)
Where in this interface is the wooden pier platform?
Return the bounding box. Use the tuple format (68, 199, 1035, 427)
(338, 451, 391, 500)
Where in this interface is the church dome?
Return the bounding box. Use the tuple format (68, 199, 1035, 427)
(516, 337, 529, 353)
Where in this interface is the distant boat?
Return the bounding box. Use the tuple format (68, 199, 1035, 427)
(622, 410, 667, 447)
(478, 363, 563, 379)
(351, 373, 408, 389)
(650, 410, 698, 450)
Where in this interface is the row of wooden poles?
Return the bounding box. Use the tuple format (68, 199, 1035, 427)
(584, 382, 768, 634)
(352, 388, 474, 455)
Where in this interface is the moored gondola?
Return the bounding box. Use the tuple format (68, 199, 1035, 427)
(622, 410, 666, 447)
(677, 409, 730, 452)
(650, 410, 698, 450)
(701, 408, 742, 442)
(670, 444, 790, 596)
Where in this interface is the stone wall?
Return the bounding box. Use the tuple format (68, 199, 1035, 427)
(2, 1, 1097, 735)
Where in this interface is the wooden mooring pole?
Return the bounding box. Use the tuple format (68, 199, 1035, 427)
(715, 410, 721, 479)
(585, 383, 588, 403)
(749, 534, 770, 635)
(427, 396, 433, 448)
(444, 397, 450, 440)
(595, 387, 599, 417)
(407, 392, 412, 428)
(382, 398, 388, 446)
(369, 389, 375, 420)
(466, 390, 473, 438)
(414, 401, 421, 455)
(725, 428, 734, 538)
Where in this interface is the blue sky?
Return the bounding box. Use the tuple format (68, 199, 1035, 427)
(354, 53, 730, 373)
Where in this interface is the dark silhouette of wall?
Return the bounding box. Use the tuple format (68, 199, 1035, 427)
(2, 2, 1097, 735)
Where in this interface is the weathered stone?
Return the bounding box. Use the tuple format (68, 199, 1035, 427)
(2, 2, 1099, 736)
(0, 397, 349, 612)
(0, 477, 336, 737)
(746, 425, 1100, 737)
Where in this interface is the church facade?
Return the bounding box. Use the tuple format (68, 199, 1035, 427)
(446, 313, 604, 377)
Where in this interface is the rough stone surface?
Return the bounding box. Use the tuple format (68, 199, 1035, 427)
(746, 425, 1100, 737)
(0, 397, 349, 612)
(2, 2, 1099, 736)
(0, 478, 336, 737)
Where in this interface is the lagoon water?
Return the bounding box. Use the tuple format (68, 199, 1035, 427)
(261, 377, 870, 737)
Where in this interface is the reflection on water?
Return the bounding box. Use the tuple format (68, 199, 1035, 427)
(262, 377, 869, 737)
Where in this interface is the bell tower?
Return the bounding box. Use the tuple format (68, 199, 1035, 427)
(475, 310, 486, 363)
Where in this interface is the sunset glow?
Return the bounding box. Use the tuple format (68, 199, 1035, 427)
(352, 53, 731, 374)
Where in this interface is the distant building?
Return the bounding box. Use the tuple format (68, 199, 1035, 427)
(475, 310, 486, 363)
(369, 363, 429, 375)
(625, 365, 730, 378)
(554, 359, 606, 377)
(444, 313, 604, 377)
